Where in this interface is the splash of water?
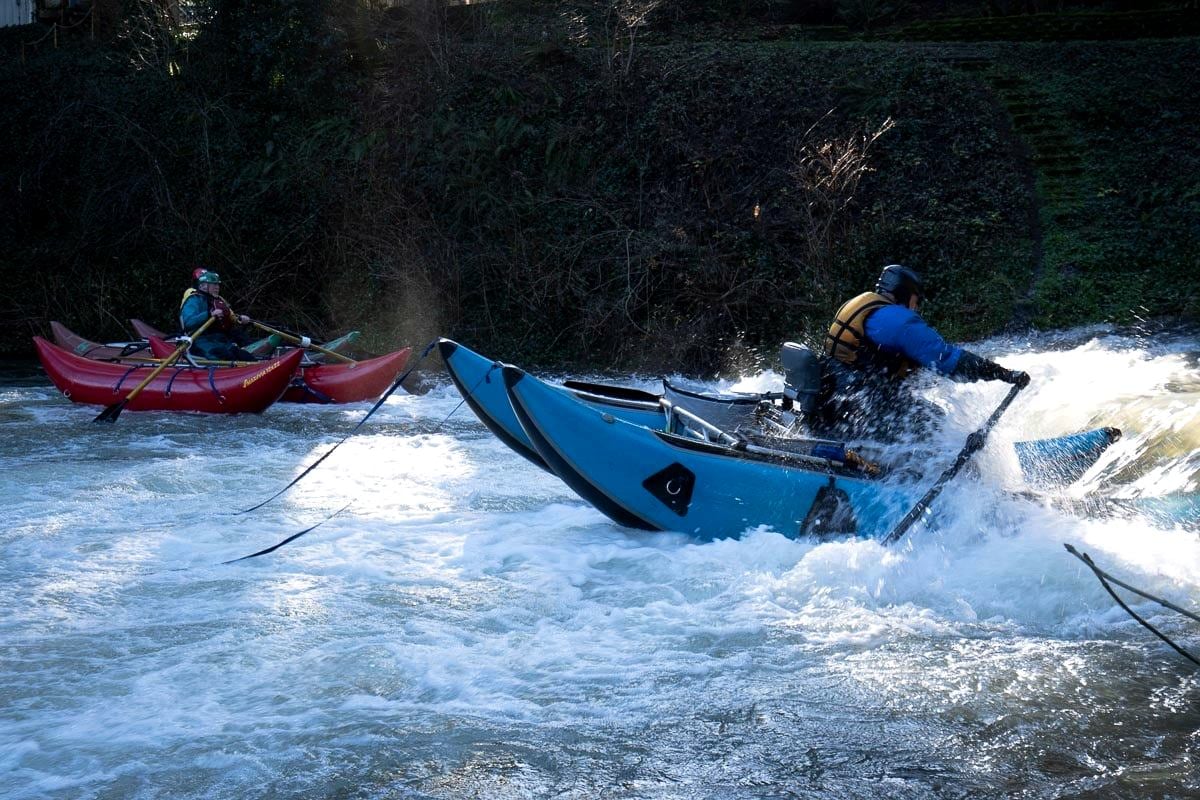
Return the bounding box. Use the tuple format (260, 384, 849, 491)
(1, 326, 1197, 799)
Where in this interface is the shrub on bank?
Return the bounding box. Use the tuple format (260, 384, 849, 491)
(1, 4, 1196, 372)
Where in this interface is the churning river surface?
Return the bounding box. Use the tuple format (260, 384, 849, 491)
(1, 325, 1198, 799)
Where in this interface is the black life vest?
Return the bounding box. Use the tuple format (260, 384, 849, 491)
(824, 291, 915, 380)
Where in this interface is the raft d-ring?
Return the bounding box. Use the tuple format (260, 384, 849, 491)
(665, 479, 681, 496)
(601, 413, 615, 424)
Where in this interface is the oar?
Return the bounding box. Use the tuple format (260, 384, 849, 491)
(94, 316, 216, 423)
(250, 320, 356, 365)
(881, 381, 1025, 546)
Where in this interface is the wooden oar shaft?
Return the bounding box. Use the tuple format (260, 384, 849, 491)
(94, 316, 216, 422)
(123, 318, 215, 396)
(251, 321, 356, 364)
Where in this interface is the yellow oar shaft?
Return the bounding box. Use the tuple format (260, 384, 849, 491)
(124, 316, 216, 397)
(95, 316, 216, 422)
(251, 321, 356, 365)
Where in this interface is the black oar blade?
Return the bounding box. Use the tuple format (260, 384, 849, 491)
(94, 401, 126, 423)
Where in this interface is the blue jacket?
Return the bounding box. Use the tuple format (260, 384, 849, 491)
(863, 304, 964, 376)
(180, 294, 210, 334)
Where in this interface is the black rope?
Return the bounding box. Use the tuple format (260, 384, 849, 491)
(206, 366, 224, 404)
(236, 339, 439, 514)
(433, 361, 502, 429)
(140, 345, 490, 563)
(221, 346, 502, 561)
(111, 363, 144, 393)
(164, 363, 190, 397)
(122, 504, 351, 571)
(1064, 544, 1200, 668)
(223, 504, 352, 564)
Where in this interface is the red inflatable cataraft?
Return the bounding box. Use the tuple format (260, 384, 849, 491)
(280, 347, 411, 404)
(34, 337, 303, 414)
(144, 337, 411, 405)
(49, 320, 154, 362)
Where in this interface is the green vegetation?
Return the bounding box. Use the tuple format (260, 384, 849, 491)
(0, 1, 1197, 371)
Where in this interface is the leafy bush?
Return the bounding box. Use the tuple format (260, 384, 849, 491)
(1, 5, 1196, 369)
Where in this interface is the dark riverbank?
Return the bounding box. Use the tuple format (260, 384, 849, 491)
(2, 2, 1197, 371)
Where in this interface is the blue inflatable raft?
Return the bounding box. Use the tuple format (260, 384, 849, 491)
(440, 339, 1126, 539)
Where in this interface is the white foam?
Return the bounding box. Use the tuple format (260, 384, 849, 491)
(2, 329, 1199, 797)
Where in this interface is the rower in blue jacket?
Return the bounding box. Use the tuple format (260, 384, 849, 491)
(179, 269, 257, 361)
(818, 264, 1029, 439)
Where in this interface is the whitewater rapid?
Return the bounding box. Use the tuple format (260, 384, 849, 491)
(1, 325, 1197, 798)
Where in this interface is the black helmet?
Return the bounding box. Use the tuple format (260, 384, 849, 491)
(875, 264, 924, 305)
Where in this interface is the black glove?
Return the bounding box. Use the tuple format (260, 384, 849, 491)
(952, 351, 1009, 383)
(964, 431, 986, 452)
(1006, 370, 1031, 388)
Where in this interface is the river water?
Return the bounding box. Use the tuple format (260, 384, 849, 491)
(2, 326, 1197, 799)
